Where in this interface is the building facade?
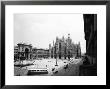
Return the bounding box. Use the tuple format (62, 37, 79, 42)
(35, 49, 49, 58)
(14, 43, 50, 60)
(49, 34, 81, 60)
(16, 43, 33, 60)
(14, 46, 19, 61)
(32, 47, 38, 59)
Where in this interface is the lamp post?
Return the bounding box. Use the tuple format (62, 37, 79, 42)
(55, 57, 58, 66)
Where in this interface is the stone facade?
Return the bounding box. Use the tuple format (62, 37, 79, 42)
(14, 46, 19, 61)
(49, 34, 81, 60)
(35, 49, 49, 58)
(14, 43, 50, 60)
(32, 47, 38, 59)
(16, 43, 32, 60)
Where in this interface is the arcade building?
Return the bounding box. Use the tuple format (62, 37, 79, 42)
(14, 43, 50, 61)
(14, 43, 33, 61)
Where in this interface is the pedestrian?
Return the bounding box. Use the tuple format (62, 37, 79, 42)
(52, 68, 55, 71)
(64, 64, 68, 72)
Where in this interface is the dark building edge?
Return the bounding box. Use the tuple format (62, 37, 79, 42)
(79, 14, 97, 76)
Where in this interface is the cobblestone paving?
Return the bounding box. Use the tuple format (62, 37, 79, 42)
(14, 58, 83, 76)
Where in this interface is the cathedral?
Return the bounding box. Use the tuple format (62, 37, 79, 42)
(49, 34, 81, 60)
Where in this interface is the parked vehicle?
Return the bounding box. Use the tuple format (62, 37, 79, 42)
(64, 64, 68, 70)
(27, 68, 48, 75)
(52, 68, 55, 71)
(53, 70, 58, 74)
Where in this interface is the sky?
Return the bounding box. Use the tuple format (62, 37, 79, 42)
(14, 14, 86, 53)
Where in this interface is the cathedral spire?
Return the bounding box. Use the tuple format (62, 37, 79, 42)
(68, 33, 70, 39)
(62, 36, 64, 41)
(53, 40, 54, 46)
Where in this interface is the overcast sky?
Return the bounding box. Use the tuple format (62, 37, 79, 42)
(14, 14, 86, 53)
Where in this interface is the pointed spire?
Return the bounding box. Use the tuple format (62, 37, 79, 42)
(62, 36, 64, 41)
(78, 42, 80, 46)
(68, 33, 70, 39)
(53, 40, 54, 46)
(56, 36, 59, 42)
(56, 36, 58, 40)
(49, 44, 51, 47)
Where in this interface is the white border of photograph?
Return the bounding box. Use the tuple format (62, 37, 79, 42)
(5, 5, 106, 85)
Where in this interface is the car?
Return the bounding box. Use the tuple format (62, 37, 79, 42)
(27, 68, 48, 75)
(64, 61, 66, 63)
(52, 68, 58, 74)
(52, 68, 55, 71)
(53, 70, 58, 74)
(64, 64, 68, 69)
(48, 61, 51, 62)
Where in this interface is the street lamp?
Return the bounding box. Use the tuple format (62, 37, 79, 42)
(55, 58, 58, 66)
